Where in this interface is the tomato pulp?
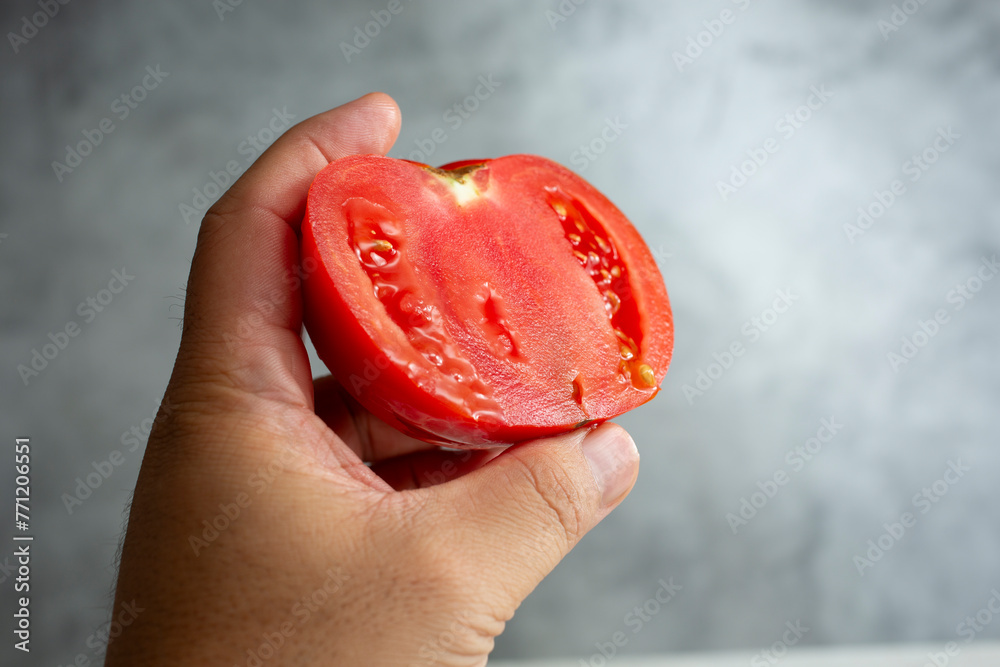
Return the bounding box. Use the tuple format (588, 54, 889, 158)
(302, 154, 672, 447)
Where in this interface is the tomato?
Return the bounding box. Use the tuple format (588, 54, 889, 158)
(302, 154, 672, 447)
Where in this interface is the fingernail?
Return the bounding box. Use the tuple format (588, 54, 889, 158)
(582, 425, 639, 507)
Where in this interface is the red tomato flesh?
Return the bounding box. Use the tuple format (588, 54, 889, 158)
(302, 154, 672, 447)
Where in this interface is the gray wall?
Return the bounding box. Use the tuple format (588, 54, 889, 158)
(2, 1, 999, 664)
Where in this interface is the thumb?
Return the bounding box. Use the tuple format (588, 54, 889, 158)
(432, 423, 639, 603)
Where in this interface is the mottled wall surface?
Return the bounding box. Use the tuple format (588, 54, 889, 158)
(1, 1, 999, 664)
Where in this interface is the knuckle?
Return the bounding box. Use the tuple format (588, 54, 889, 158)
(412, 609, 502, 667)
(195, 207, 242, 260)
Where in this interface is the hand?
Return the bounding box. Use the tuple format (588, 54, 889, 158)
(105, 92, 640, 667)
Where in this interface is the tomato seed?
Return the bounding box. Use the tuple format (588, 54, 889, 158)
(605, 291, 621, 314)
(549, 190, 651, 393)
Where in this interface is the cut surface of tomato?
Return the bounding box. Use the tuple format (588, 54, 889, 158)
(302, 154, 672, 447)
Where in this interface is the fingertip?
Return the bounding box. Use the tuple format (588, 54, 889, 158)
(580, 423, 639, 508)
(348, 91, 402, 155)
(358, 91, 401, 123)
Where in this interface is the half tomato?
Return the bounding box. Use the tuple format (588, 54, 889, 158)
(302, 154, 672, 447)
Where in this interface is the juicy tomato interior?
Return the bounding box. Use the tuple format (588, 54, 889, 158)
(302, 154, 672, 447)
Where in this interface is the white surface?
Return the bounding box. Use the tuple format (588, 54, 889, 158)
(492, 643, 1000, 666)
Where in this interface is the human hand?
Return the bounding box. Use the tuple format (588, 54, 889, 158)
(105, 92, 640, 666)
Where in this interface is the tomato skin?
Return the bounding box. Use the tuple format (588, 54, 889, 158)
(302, 154, 672, 447)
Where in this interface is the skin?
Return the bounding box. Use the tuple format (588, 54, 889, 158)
(105, 93, 640, 666)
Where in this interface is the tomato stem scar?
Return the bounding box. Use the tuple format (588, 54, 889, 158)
(425, 164, 487, 206)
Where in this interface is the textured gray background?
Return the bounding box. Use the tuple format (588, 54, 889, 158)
(2, 0, 999, 664)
